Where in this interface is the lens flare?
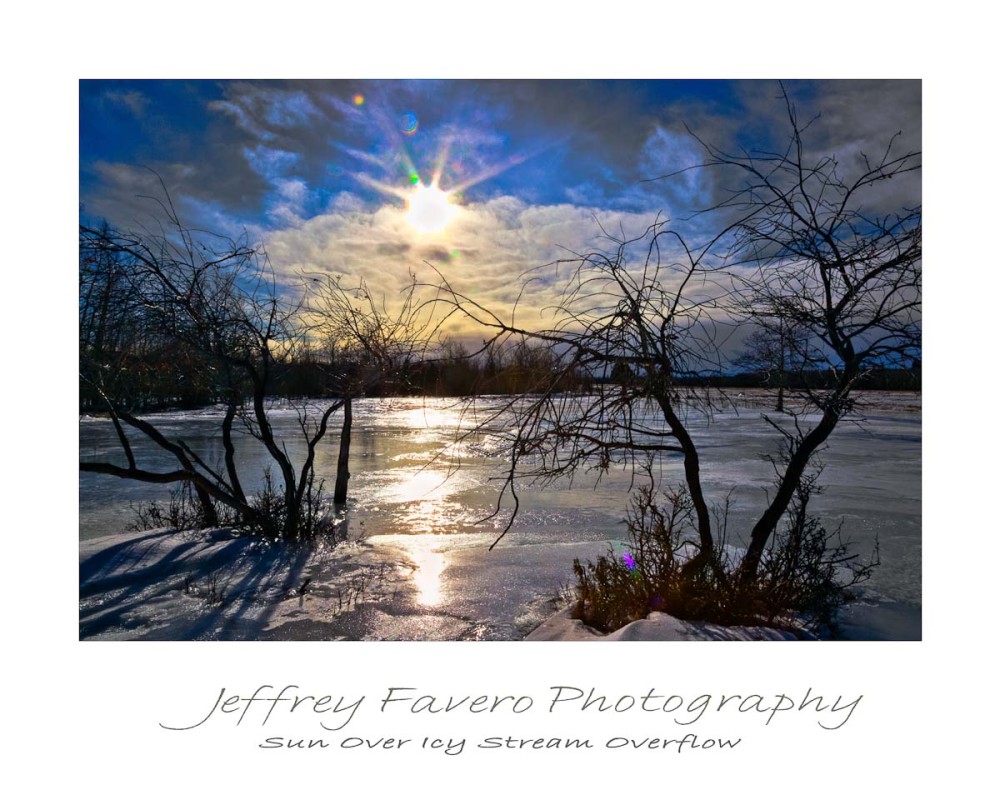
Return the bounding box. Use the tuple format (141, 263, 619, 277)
(401, 111, 419, 135)
(352, 129, 538, 239)
(352, 94, 365, 106)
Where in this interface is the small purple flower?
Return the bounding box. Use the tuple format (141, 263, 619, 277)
(622, 552, 637, 571)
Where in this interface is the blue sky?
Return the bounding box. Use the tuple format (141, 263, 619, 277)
(79, 79, 921, 349)
(80, 80, 740, 224)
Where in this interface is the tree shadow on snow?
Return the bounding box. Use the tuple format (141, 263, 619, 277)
(79, 530, 316, 640)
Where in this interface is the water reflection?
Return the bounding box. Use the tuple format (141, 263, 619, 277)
(396, 405, 465, 440)
(369, 464, 483, 538)
(380, 467, 451, 504)
(408, 538, 446, 606)
(370, 464, 461, 606)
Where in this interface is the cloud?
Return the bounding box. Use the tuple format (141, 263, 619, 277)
(243, 145, 300, 179)
(81, 161, 201, 229)
(82, 79, 920, 234)
(256, 193, 700, 344)
(80, 79, 920, 361)
(207, 85, 325, 138)
(101, 89, 149, 117)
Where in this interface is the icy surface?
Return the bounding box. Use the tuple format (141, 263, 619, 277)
(80, 392, 921, 640)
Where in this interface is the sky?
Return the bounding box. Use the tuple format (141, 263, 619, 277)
(79, 79, 921, 359)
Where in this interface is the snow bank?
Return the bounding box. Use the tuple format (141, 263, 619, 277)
(525, 608, 804, 641)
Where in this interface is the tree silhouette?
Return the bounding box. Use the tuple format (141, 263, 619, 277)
(433, 88, 919, 628)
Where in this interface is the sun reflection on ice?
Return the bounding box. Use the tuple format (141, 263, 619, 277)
(376, 470, 453, 606)
(395, 404, 468, 444)
(409, 539, 446, 606)
(383, 468, 450, 504)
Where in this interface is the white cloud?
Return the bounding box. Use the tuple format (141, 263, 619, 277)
(243, 145, 300, 179)
(258, 195, 700, 343)
(101, 89, 149, 117)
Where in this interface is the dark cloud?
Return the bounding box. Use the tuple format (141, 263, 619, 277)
(376, 242, 411, 257)
(417, 246, 452, 263)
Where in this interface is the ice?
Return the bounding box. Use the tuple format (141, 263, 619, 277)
(79, 393, 921, 640)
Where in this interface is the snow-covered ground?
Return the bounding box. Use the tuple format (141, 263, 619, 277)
(525, 608, 803, 641)
(79, 526, 596, 640)
(80, 528, 392, 640)
(80, 527, 804, 641)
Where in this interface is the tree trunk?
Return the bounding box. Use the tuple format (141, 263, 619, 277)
(191, 482, 220, 527)
(333, 396, 353, 504)
(654, 392, 714, 558)
(221, 402, 247, 506)
(250, 375, 299, 538)
(739, 370, 856, 582)
(110, 405, 220, 526)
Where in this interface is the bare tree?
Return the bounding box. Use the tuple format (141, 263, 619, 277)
(734, 321, 809, 412)
(80, 201, 344, 540)
(433, 90, 919, 626)
(307, 274, 432, 502)
(699, 90, 922, 582)
(432, 216, 728, 584)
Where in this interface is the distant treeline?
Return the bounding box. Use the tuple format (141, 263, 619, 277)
(675, 363, 922, 392)
(78, 337, 591, 413)
(79, 338, 919, 414)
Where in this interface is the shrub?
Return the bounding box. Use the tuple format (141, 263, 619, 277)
(572, 473, 877, 637)
(129, 482, 233, 532)
(752, 472, 879, 633)
(240, 468, 341, 541)
(130, 470, 342, 543)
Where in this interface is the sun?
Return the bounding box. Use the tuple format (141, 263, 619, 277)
(406, 184, 458, 234)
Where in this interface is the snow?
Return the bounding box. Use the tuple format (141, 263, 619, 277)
(525, 608, 804, 641)
(80, 528, 399, 640)
(79, 526, 587, 640)
(81, 527, 800, 641)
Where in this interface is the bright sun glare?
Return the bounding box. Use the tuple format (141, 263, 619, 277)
(406, 184, 457, 234)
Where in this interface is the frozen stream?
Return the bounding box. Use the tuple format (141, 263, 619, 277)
(79, 394, 921, 640)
